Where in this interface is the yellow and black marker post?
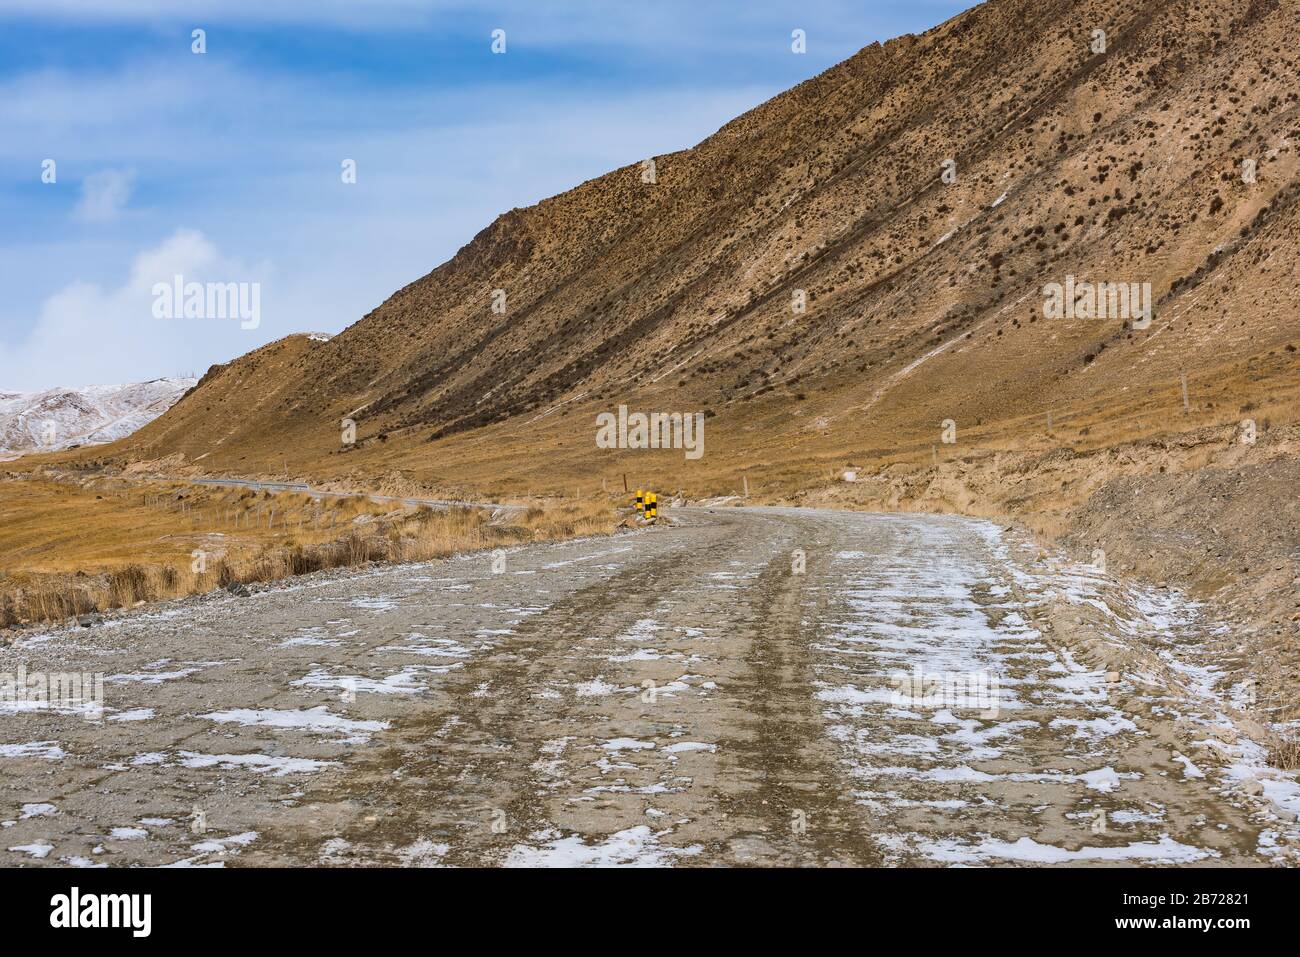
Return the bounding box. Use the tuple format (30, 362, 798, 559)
(635, 489, 645, 513)
(645, 492, 658, 522)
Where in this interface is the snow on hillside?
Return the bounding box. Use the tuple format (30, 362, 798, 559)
(0, 378, 196, 453)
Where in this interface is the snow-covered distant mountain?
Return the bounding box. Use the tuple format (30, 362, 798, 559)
(0, 378, 197, 453)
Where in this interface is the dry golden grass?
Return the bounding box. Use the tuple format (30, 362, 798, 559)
(239, 349, 1293, 510)
(0, 476, 615, 628)
(26, 338, 1293, 522)
(1268, 732, 1300, 772)
(0, 477, 423, 574)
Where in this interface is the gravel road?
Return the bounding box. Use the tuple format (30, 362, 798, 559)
(1, 507, 1292, 867)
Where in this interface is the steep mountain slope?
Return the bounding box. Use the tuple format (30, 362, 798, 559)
(83, 0, 1297, 493)
(0, 378, 195, 454)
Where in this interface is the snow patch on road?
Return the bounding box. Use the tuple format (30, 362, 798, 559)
(199, 706, 388, 743)
(0, 741, 66, 760)
(176, 751, 335, 776)
(913, 834, 1216, 865)
(292, 665, 431, 696)
(504, 826, 701, 867)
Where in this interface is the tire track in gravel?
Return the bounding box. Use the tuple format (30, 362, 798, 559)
(261, 508, 878, 866)
(1, 530, 696, 866)
(801, 512, 1271, 866)
(712, 511, 881, 866)
(259, 518, 740, 865)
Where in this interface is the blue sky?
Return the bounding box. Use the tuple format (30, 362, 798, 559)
(0, 1, 972, 391)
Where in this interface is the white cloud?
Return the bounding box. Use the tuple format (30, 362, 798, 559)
(73, 168, 135, 223)
(0, 230, 273, 390)
(0, 57, 773, 391)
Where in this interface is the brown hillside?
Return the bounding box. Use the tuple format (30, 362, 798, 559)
(67, 0, 1298, 499)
